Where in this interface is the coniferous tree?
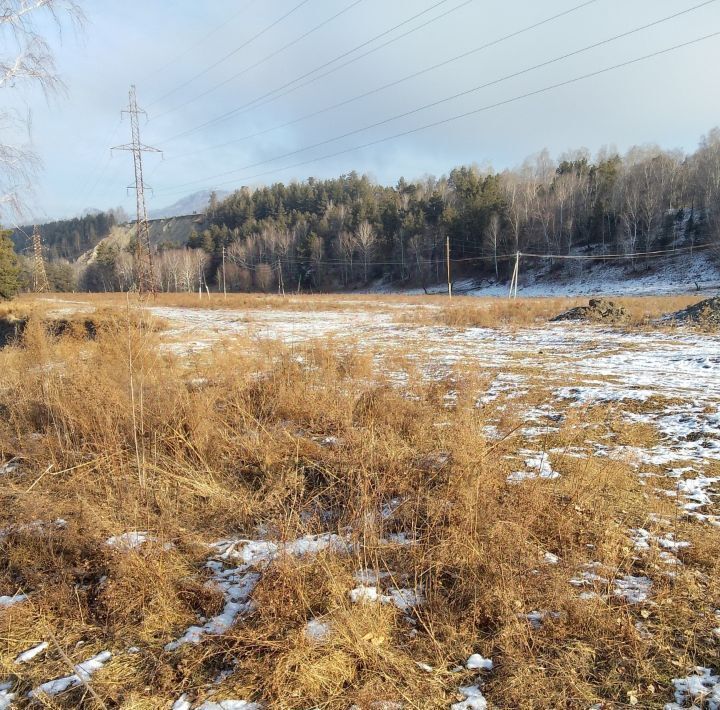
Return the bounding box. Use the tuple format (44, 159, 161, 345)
(0, 230, 20, 300)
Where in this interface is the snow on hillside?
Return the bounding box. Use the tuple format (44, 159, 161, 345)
(149, 190, 229, 219)
(370, 251, 720, 298)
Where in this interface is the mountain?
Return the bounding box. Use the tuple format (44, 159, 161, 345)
(148, 190, 229, 220)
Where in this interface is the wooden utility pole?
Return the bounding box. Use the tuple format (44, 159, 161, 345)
(446, 236, 452, 298)
(277, 257, 285, 297)
(221, 244, 227, 299)
(508, 251, 520, 299)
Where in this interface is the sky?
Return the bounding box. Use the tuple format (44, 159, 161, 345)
(7, 0, 720, 220)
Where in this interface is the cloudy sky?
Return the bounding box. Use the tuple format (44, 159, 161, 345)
(9, 0, 720, 219)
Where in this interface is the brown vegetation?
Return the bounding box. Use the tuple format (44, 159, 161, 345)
(0, 297, 717, 708)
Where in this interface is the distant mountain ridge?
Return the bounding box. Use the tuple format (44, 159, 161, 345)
(149, 190, 229, 220)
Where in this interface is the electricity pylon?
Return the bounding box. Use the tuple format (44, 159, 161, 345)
(31, 225, 50, 293)
(113, 85, 162, 295)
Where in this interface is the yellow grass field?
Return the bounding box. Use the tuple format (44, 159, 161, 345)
(0, 293, 718, 709)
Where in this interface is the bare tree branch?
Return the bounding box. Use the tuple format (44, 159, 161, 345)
(0, 0, 83, 222)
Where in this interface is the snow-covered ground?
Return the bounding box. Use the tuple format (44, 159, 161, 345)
(16, 296, 718, 708)
(370, 251, 720, 297)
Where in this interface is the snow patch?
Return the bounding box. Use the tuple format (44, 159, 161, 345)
(465, 654, 493, 671)
(15, 641, 48, 664)
(0, 593, 27, 608)
(451, 684, 488, 710)
(0, 682, 16, 710)
(507, 452, 559, 483)
(106, 531, 150, 550)
(29, 650, 111, 698)
(172, 695, 192, 710)
(349, 585, 424, 612)
(305, 619, 331, 642)
(665, 666, 720, 709)
(613, 575, 653, 604)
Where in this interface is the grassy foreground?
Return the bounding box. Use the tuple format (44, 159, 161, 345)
(0, 297, 718, 708)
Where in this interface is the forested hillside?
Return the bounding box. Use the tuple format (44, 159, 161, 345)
(11, 210, 122, 262)
(15, 130, 720, 294)
(174, 130, 720, 293)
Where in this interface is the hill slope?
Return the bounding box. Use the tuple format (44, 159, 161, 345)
(149, 190, 227, 220)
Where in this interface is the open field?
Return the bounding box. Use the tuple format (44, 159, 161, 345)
(0, 293, 718, 709)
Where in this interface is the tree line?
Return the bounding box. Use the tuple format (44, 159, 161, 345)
(5, 129, 720, 296)
(166, 130, 720, 293)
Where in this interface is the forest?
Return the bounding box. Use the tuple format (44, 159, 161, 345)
(15, 130, 720, 293)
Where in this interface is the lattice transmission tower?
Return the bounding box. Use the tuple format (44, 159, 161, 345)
(113, 85, 162, 295)
(31, 225, 50, 293)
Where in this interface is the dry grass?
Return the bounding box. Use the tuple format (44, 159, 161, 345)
(15, 291, 706, 326)
(0, 299, 717, 708)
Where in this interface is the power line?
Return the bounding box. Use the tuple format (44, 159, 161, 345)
(159, 0, 600, 163)
(199, 242, 717, 269)
(517, 243, 717, 261)
(145, 0, 260, 81)
(147, 0, 315, 108)
(75, 117, 123, 205)
(156, 30, 720, 197)
(158, 5, 718, 195)
(153, 0, 367, 121)
(158, 0, 467, 143)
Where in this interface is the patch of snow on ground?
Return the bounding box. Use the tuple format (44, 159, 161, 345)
(349, 585, 424, 611)
(465, 654, 493, 671)
(451, 684, 488, 710)
(507, 452, 559, 483)
(0, 682, 16, 710)
(172, 694, 192, 710)
(212, 533, 351, 565)
(165, 567, 259, 651)
(631, 528, 691, 553)
(167, 532, 358, 651)
(106, 531, 150, 550)
(613, 575, 653, 604)
(305, 618, 331, 642)
(557, 386, 655, 406)
(29, 650, 111, 698)
(15, 641, 48, 664)
(665, 666, 720, 709)
(0, 593, 27, 607)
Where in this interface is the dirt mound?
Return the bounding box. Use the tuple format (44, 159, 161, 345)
(666, 296, 720, 326)
(0, 315, 27, 347)
(0, 315, 99, 348)
(551, 298, 629, 324)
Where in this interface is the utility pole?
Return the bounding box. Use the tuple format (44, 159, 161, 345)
(31, 225, 50, 293)
(222, 244, 227, 299)
(446, 236, 452, 298)
(277, 257, 285, 297)
(113, 85, 162, 296)
(508, 251, 520, 299)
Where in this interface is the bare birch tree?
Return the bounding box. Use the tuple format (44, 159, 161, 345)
(354, 220, 375, 283)
(1, 1, 83, 220)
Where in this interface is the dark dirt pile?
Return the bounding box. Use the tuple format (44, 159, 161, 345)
(0, 315, 99, 348)
(666, 296, 720, 326)
(551, 298, 629, 324)
(0, 315, 27, 348)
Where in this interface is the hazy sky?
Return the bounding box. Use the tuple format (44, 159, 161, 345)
(10, 0, 720, 219)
